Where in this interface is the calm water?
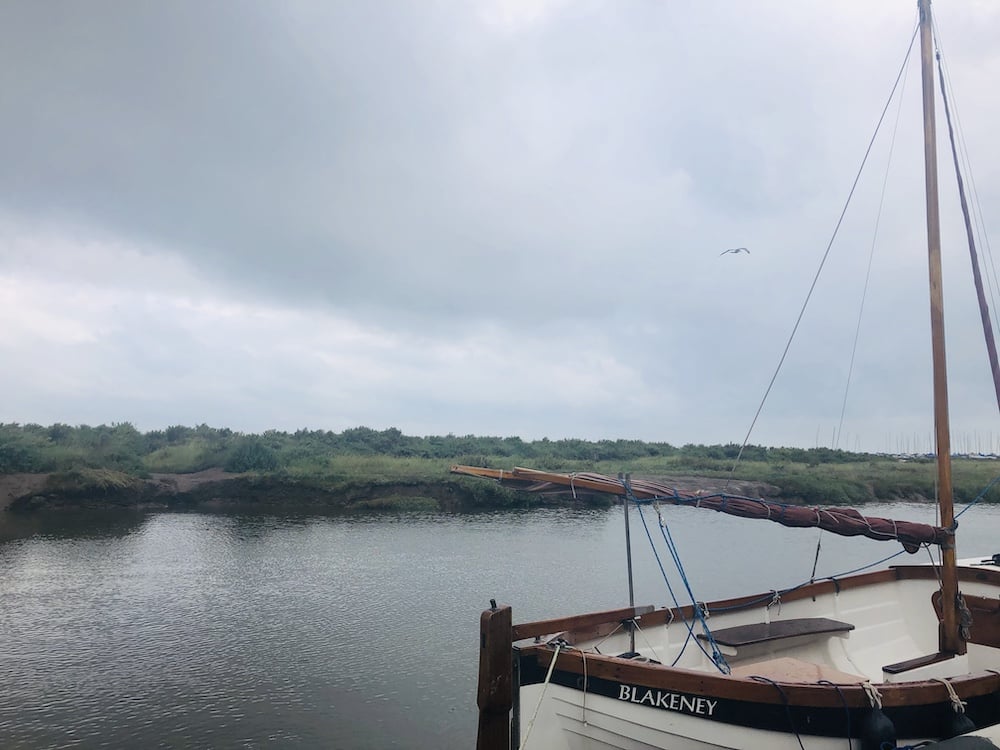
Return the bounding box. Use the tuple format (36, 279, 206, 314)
(2, 501, 1000, 749)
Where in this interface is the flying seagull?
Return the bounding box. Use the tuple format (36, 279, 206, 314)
(720, 247, 750, 255)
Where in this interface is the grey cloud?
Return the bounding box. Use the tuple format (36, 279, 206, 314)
(1, 1, 997, 448)
(0, 1, 831, 325)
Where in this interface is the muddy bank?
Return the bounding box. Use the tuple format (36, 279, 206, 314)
(0, 473, 51, 511)
(0, 469, 789, 515)
(0, 468, 544, 513)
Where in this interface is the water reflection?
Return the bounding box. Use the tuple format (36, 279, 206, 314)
(1, 503, 999, 748)
(0, 508, 151, 542)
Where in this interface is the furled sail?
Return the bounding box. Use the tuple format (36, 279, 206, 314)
(450, 465, 952, 553)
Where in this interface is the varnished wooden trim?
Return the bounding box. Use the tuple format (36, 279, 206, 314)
(519, 644, 1000, 709)
(883, 651, 955, 675)
(698, 617, 853, 648)
(932, 590, 1000, 648)
(610, 568, 899, 630)
(512, 605, 654, 641)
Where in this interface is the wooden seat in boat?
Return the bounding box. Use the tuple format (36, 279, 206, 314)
(697, 617, 855, 648)
(882, 651, 956, 675)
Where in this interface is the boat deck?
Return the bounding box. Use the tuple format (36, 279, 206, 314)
(554, 564, 1000, 685)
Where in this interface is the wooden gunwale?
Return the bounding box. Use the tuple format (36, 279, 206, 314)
(899, 564, 1000, 586)
(512, 564, 1000, 709)
(518, 644, 1000, 708)
(512, 605, 654, 642)
(528, 568, 897, 638)
(635, 568, 898, 628)
(517, 565, 1000, 640)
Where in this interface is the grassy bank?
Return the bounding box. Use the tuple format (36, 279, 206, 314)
(2, 423, 999, 510)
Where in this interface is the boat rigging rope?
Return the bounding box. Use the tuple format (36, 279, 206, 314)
(810, 531, 823, 586)
(521, 642, 562, 750)
(640, 508, 727, 671)
(816, 680, 853, 750)
(748, 676, 806, 750)
(956, 473, 1000, 519)
(933, 18, 1000, 353)
(623, 478, 730, 673)
(609, 473, 998, 638)
(630, 495, 711, 666)
(834, 28, 912, 452)
(936, 43, 1000, 414)
(699, 472, 996, 615)
(631, 620, 663, 664)
(724, 21, 920, 483)
(589, 620, 625, 654)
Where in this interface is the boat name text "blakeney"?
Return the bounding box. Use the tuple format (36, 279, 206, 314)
(617, 686, 718, 716)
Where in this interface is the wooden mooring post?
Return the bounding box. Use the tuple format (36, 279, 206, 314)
(477, 601, 513, 750)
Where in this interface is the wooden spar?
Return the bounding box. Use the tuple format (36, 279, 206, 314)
(919, 0, 964, 655)
(477, 603, 512, 750)
(450, 465, 701, 500)
(451, 464, 953, 549)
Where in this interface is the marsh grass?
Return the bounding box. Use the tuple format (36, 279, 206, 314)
(4, 422, 1000, 508)
(143, 439, 226, 473)
(594, 456, 1000, 506)
(46, 468, 144, 494)
(283, 455, 454, 484)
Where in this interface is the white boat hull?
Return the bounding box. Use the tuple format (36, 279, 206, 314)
(509, 562, 1000, 750)
(523, 685, 899, 750)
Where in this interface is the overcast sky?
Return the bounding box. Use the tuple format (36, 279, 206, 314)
(1, 1, 998, 452)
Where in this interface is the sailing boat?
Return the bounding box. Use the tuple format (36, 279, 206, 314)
(466, 3, 1000, 748)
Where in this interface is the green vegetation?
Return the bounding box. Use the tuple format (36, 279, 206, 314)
(1, 422, 999, 508)
(46, 467, 145, 495)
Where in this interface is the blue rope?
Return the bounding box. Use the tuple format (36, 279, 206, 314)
(658, 514, 731, 672)
(623, 477, 730, 673)
(705, 546, 914, 616)
(621, 473, 1000, 642)
(629, 495, 684, 610)
(824, 549, 907, 579)
(955, 472, 1000, 519)
(632, 500, 709, 666)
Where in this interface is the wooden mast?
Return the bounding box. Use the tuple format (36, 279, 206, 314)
(918, 0, 964, 656)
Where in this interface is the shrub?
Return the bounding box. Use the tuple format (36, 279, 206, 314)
(225, 437, 279, 472)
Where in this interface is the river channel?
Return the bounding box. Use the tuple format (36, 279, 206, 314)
(2, 501, 999, 748)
